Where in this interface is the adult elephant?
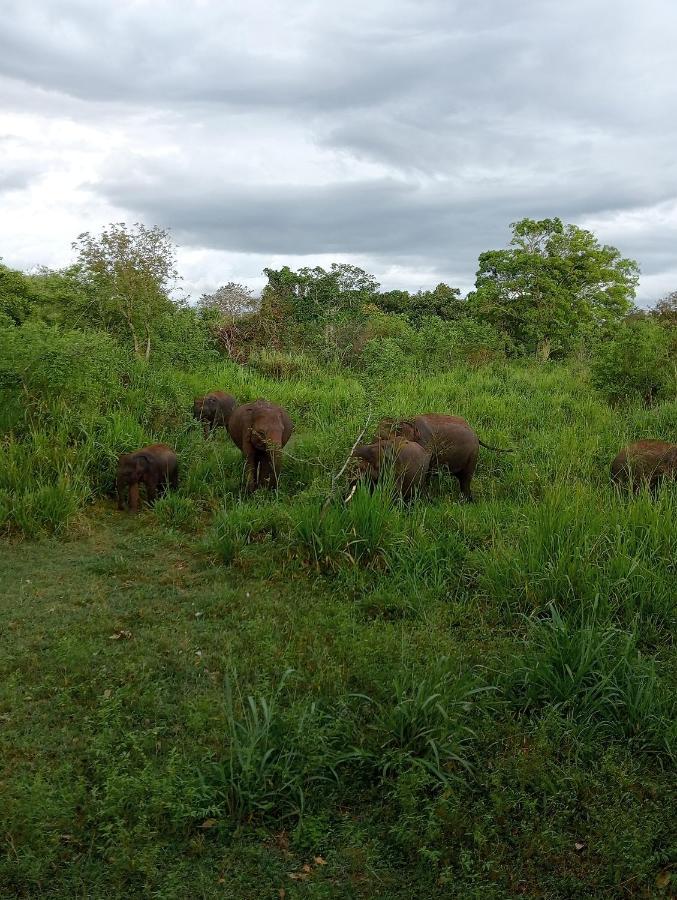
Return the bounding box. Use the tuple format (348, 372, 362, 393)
(611, 440, 677, 493)
(228, 399, 293, 490)
(116, 444, 178, 512)
(374, 413, 512, 501)
(352, 438, 431, 499)
(193, 391, 237, 436)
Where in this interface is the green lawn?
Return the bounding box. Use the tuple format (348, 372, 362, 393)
(1, 501, 675, 898)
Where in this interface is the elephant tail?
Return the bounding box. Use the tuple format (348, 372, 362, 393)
(478, 438, 515, 453)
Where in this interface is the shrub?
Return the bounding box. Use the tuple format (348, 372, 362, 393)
(247, 349, 314, 380)
(591, 319, 675, 405)
(0, 321, 126, 414)
(356, 664, 488, 786)
(153, 494, 199, 531)
(413, 317, 510, 367)
(505, 604, 675, 759)
(199, 672, 340, 825)
(361, 337, 409, 380)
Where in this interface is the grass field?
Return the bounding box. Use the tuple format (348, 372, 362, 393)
(0, 359, 675, 898)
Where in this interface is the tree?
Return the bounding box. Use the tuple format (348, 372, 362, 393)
(72, 223, 179, 359)
(468, 218, 639, 356)
(261, 263, 379, 323)
(199, 282, 258, 320)
(651, 290, 677, 328)
(376, 282, 467, 323)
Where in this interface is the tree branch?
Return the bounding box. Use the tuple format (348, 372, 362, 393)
(321, 405, 372, 516)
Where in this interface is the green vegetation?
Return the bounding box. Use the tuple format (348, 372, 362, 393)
(0, 221, 675, 897)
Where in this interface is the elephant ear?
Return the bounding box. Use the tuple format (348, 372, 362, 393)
(400, 419, 421, 441)
(134, 453, 151, 473)
(352, 445, 377, 465)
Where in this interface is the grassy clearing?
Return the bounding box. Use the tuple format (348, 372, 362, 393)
(0, 359, 676, 897)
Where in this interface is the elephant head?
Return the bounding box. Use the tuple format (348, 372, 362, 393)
(116, 452, 150, 510)
(373, 417, 421, 443)
(351, 442, 384, 485)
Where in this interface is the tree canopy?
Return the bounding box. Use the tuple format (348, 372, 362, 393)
(468, 217, 639, 356)
(72, 223, 180, 359)
(262, 263, 379, 323)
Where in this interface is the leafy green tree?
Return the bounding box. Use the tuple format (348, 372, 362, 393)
(376, 282, 467, 323)
(23, 266, 95, 327)
(468, 218, 639, 356)
(262, 263, 379, 323)
(72, 223, 180, 359)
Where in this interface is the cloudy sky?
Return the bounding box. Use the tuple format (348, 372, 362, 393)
(1, 0, 675, 304)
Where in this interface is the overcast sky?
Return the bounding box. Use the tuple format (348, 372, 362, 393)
(1, 0, 675, 304)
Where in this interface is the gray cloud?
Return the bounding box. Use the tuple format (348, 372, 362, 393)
(1, 0, 676, 302)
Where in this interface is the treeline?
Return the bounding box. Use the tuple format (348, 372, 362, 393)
(1, 217, 675, 404)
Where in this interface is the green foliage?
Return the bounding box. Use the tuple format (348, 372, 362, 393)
(591, 317, 675, 405)
(202, 672, 338, 825)
(0, 321, 126, 412)
(412, 316, 510, 365)
(356, 665, 487, 786)
(24, 265, 96, 327)
(469, 217, 639, 356)
(361, 336, 405, 380)
(376, 282, 468, 323)
(0, 263, 35, 325)
(151, 305, 218, 369)
(507, 604, 674, 758)
(262, 262, 379, 324)
(247, 349, 317, 380)
(72, 223, 180, 358)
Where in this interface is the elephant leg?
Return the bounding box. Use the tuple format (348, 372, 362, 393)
(458, 450, 478, 502)
(244, 451, 259, 491)
(458, 473, 474, 502)
(457, 464, 475, 502)
(146, 476, 159, 504)
(169, 468, 179, 492)
(258, 453, 279, 490)
(128, 482, 140, 512)
(203, 421, 211, 438)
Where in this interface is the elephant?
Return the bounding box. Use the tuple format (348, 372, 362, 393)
(373, 413, 513, 501)
(193, 391, 237, 436)
(351, 438, 431, 499)
(611, 440, 677, 493)
(227, 399, 293, 490)
(116, 444, 178, 512)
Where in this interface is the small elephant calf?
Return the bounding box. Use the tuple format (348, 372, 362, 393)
(227, 399, 293, 491)
(611, 440, 677, 493)
(193, 391, 238, 436)
(116, 444, 178, 512)
(352, 438, 431, 499)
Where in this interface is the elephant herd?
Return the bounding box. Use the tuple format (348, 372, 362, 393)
(115, 390, 677, 512)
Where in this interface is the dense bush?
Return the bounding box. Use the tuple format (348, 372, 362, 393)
(591, 318, 675, 405)
(0, 321, 127, 414)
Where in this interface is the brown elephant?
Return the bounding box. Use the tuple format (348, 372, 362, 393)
(193, 391, 237, 436)
(374, 413, 513, 501)
(352, 438, 431, 499)
(227, 399, 293, 490)
(611, 440, 677, 493)
(116, 444, 178, 512)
